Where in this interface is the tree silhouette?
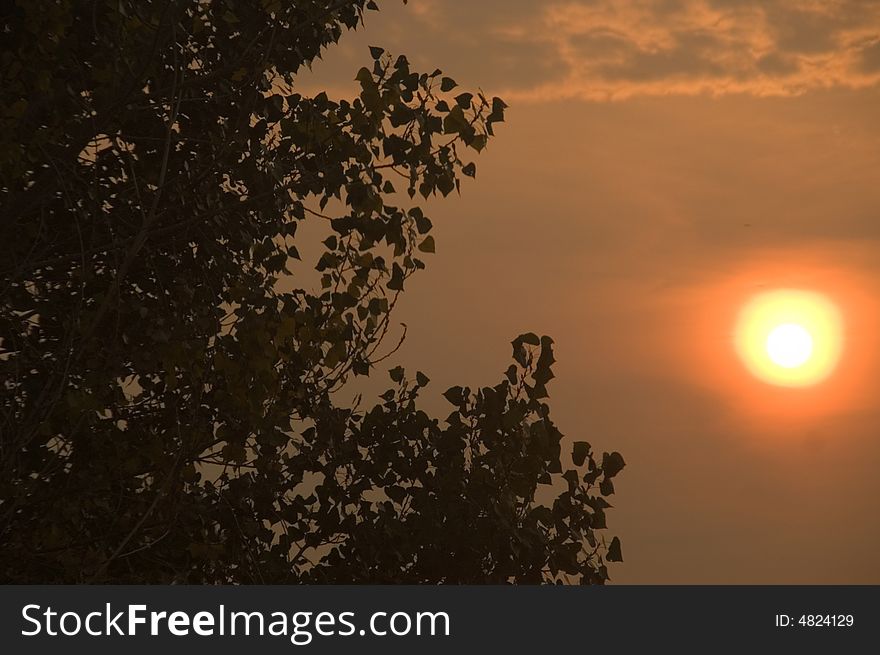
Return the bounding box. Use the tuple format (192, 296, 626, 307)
(0, 0, 624, 583)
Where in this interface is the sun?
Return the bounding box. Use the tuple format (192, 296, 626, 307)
(766, 323, 813, 368)
(734, 290, 843, 387)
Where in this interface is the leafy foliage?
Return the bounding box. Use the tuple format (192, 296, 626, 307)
(0, 0, 623, 583)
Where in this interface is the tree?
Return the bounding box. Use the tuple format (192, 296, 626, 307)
(0, 0, 624, 583)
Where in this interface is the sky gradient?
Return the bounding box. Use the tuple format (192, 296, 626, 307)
(303, 1, 880, 583)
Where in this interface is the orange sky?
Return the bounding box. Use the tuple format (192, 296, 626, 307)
(304, 1, 880, 583)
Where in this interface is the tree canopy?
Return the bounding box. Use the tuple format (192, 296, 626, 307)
(0, 0, 624, 583)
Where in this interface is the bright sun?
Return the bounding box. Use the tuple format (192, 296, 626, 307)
(766, 323, 813, 368)
(734, 290, 843, 387)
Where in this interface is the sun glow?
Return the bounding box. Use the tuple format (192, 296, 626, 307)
(734, 290, 843, 387)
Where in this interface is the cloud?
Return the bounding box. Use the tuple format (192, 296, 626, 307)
(385, 0, 880, 101)
(299, 1, 880, 102)
(860, 38, 880, 72)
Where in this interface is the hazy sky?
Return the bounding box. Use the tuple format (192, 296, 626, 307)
(304, 1, 880, 583)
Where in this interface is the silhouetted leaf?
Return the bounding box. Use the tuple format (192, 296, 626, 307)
(607, 537, 623, 562)
(603, 451, 626, 478)
(455, 92, 473, 108)
(572, 441, 590, 467)
(443, 386, 465, 405)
